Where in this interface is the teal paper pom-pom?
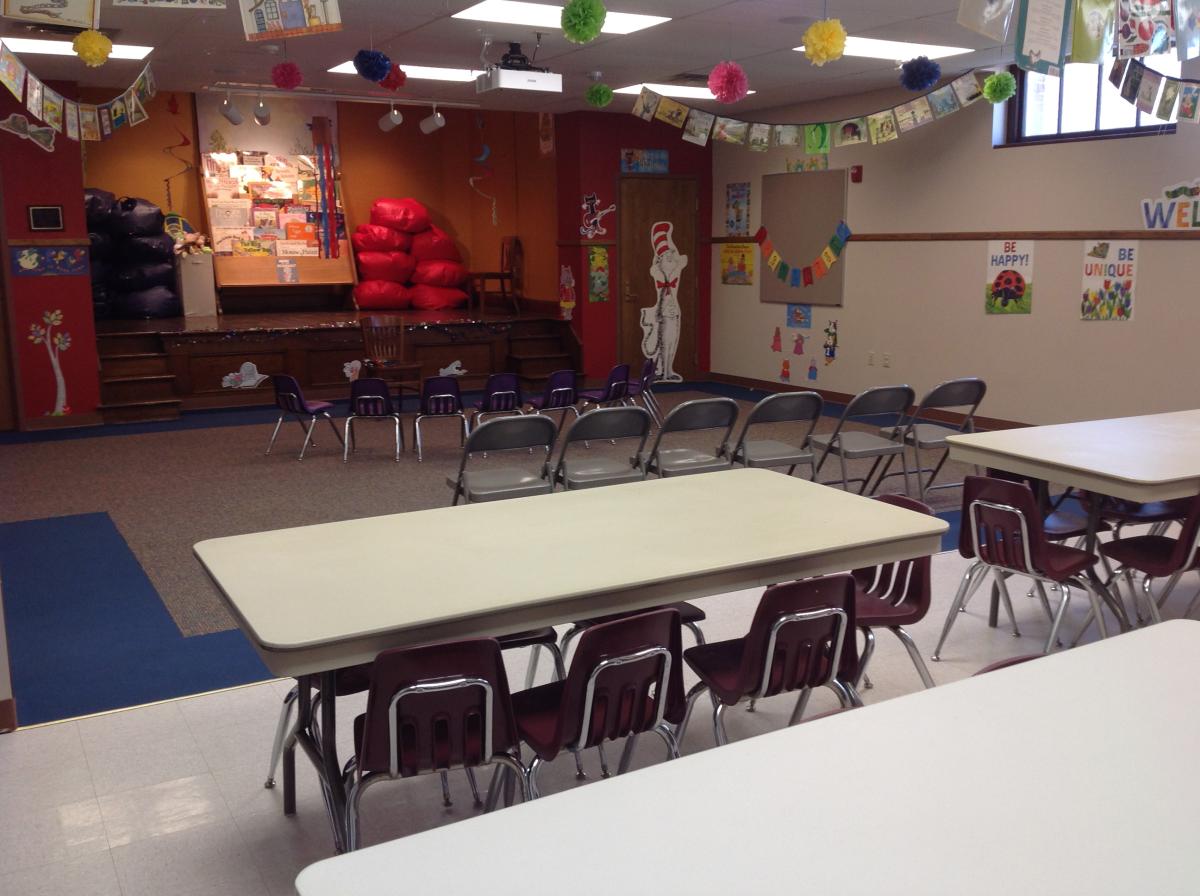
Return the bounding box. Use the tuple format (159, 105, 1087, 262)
(586, 82, 614, 107)
(982, 71, 1017, 104)
(562, 0, 606, 44)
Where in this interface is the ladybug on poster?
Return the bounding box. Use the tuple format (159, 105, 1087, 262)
(985, 239, 1034, 315)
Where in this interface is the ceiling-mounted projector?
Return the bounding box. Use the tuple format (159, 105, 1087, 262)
(475, 42, 562, 93)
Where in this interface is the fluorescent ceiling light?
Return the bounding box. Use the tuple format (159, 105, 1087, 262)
(614, 82, 756, 100)
(793, 36, 972, 60)
(453, 0, 669, 35)
(328, 61, 482, 82)
(0, 36, 152, 60)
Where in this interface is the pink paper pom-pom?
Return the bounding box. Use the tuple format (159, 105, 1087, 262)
(708, 60, 749, 104)
(271, 61, 303, 91)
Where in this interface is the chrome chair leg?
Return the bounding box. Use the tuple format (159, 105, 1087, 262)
(1045, 584, 1072, 652)
(597, 742, 612, 778)
(712, 699, 730, 746)
(414, 415, 425, 461)
(788, 687, 812, 725)
(266, 413, 285, 455)
(932, 560, 988, 661)
(653, 722, 680, 760)
(393, 416, 402, 462)
(899, 448, 912, 498)
(676, 680, 708, 746)
(524, 645, 541, 690)
(439, 770, 452, 807)
(343, 418, 354, 463)
(683, 621, 706, 646)
(465, 768, 483, 807)
(264, 685, 299, 788)
(890, 625, 935, 688)
(324, 412, 344, 445)
(618, 735, 639, 774)
(837, 450, 851, 492)
(854, 626, 876, 689)
(528, 756, 545, 799)
(573, 749, 587, 780)
(993, 570, 1021, 638)
(298, 416, 319, 461)
(1140, 574, 1163, 625)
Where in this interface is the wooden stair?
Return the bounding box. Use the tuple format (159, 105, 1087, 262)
(507, 332, 576, 390)
(96, 332, 181, 424)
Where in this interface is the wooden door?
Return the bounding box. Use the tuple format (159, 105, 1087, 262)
(618, 178, 698, 382)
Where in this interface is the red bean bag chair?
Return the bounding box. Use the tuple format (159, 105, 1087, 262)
(351, 224, 411, 254)
(409, 224, 462, 263)
(409, 283, 469, 310)
(411, 259, 469, 288)
(354, 280, 412, 310)
(355, 250, 416, 283)
(369, 198, 430, 234)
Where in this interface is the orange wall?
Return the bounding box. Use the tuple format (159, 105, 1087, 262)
(337, 104, 556, 300)
(80, 90, 203, 228)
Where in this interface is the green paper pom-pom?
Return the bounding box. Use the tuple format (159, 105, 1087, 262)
(982, 71, 1017, 104)
(586, 82, 614, 108)
(562, 0, 606, 44)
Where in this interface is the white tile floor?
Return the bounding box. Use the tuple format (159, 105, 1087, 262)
(3, 550, 1189, 896)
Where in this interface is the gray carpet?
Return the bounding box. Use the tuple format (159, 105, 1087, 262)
(0, 390, 972, 636)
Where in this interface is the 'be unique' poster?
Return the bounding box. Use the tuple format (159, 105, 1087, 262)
(985, 240, 1034, 314)
(1080, 240, 1136, 321)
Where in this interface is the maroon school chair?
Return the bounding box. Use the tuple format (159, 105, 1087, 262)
(470, 372, 524, 429)
(512, 608, 686, 797)
(343, 639, 528, 850)
(266, 374, 343, 461)
(680, 574, 861, 747)
(853, 494, 936, 690)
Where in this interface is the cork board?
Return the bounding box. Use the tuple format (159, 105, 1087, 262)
(759, 169, 847, 306)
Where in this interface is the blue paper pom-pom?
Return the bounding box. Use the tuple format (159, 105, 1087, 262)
(899, 56, 941, 92)
(353, 49, 392, 83)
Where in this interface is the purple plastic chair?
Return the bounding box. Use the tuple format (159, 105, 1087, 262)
(343, 377, 403, 463)
(524, 369, 581, 429)
(414, 375, 469, 462)
(577, 363, 631, 411)
(626, 358, 662, 425)
(343, 638, 529, 849)
(471, 372, 523, 429)
(266, 374, 343, 461)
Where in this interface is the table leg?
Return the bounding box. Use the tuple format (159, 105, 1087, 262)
(987, 582, 1000, 628)
(1082, 493, 1131, 633)
(291, 671, 348, 853)
(284, 675, 309, 816)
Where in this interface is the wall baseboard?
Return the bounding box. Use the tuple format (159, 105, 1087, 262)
(706, 371, 1028, 431)
(0, 698, 16, 733)
(22, 411, 104, 432)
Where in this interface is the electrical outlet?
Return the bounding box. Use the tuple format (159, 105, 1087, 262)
(867, 351, 875, 366)
(882, 352, 892, 368)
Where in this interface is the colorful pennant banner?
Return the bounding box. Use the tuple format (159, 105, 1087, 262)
(753, 221, 852, 289)
(0, 38, 155, 143)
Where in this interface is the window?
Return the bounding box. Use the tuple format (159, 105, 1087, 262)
(1007, 56, 1179, 144)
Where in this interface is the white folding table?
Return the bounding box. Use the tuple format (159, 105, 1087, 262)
(296, 620, 1200, 895)
(194, 468, 946, 850)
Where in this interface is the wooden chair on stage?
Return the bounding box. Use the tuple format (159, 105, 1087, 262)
(359, 315, 422, 405)
(469, 237, 523, 316)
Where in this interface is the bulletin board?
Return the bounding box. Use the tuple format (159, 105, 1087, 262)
(759, 169, 847, 306)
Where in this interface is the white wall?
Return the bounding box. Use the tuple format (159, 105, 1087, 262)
(710, 72, 1200, 424)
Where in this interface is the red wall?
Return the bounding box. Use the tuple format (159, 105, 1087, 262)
(555, 111, 712, 379)
(1, 82, 100, 427)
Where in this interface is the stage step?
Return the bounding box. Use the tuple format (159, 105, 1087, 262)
(507, 352, 573, 379)
(96, 331, 164, 355)
(508, 334, 564, 355)
(98, 352, 171, 378)
(99, 398, 182, 424)
(101, 374, 178, 406)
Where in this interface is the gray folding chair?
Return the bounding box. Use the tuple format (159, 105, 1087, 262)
(874, 377, 987, 500)
(724, 391, 823, 478)
(810, 385, 915, 495)
(553, 406, 652, 490)
(447, 415, 558, 505)
(642, 397, 739, 478)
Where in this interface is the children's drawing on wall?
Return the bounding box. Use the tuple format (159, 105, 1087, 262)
(720, 243, 754, 285)
(822, 320, 839, 365)
(640, 221, 687, 383)
(620, 148, 668, 173)
(588, 245, 610, 303)
(780, 359, 791, 382)
(786, 303, 812, 329)
(985, 240, 1034, 314)
(579, 192, 615, 239)
(808, 358, 819, 381)
(27, 309, 72, 415)
(793, 333, 805, 355)
(558, 264, 577, 321)
(725, 182, 750, 236)
(770, 326, 782, 352)
(1080, 240, 1136, 321)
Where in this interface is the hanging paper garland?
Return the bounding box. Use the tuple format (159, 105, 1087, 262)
(753, 221, 852, 288)
(271, 61, 303, 90)
(379, 64, 407, 91)
(801, 19, 846, 66)
(900, 56, 940, 92)
(708, 60, 750, 104)
(586, 82, 614, 107)
(982, 71, 1017, 104)
(73, 30, 112, 68)
(561, 0, 606, 44)
(353, 49, 391, 83)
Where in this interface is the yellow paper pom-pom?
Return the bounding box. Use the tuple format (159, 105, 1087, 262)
(72, 30, 113, 68)
(802, 18, 847, 66)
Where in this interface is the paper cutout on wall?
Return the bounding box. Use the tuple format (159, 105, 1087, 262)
(0, 113, 55, 152)
(770, 327, 782, 352)
(792, 333, 805, 355)
(726, 181, 750, 235)
(559, 265, 577, 320)
(222, 361, 269, 388)
(822, 320, 839, 365)
(720, 243, 754, 285)
(439, 361, 468, 377)
(807, 358, 819, 381)
(343, 359, 362, 381)
(786, 303, 813, 328)
(240, 0, 342, 42)
(985, 239, 1034, 314)
(588, 245, 610, 303)
(26, 309, 72, 415)
(780, 359, 791, 382)
(1081, 240, 1136, 320)
(11, 247, 88, 277)
(641, 221, 686, 383)
(580, 192, 615, 239)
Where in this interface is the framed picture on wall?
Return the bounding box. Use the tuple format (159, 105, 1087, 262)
(2, 0, 99, 30)
(27, 206, 64, 231)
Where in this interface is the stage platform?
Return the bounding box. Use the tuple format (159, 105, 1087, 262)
(94, 307, 579, 418)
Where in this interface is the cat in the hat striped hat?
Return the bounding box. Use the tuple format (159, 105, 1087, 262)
(639, 220, 687, 383)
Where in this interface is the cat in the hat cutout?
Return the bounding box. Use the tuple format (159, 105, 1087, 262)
(639, 220, 687, 383)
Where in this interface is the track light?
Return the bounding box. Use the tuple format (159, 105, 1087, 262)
(419, 105, 446, 134)
(379, 104, 403, 132)
(220, 92, 242, 125)
(253, 96, 270, 126)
